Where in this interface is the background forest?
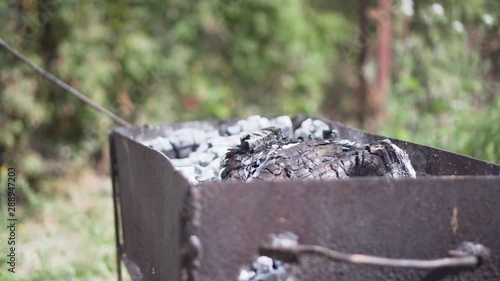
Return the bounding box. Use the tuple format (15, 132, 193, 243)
(0, 0, 498, 280)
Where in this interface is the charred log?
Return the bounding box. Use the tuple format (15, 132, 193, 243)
(221, 127, 416, 181)
(220, 127, 298, 181)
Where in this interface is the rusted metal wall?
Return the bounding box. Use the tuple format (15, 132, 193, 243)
(197, 177, 500, 280)
(111, 132, 192, 281)
(110, 117, 500, 281)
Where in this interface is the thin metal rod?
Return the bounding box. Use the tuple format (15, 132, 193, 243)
(0, 37, 132, 128)
(261, 244, 479, 269)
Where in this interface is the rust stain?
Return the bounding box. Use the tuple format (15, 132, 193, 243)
(451, 207, 459, 235)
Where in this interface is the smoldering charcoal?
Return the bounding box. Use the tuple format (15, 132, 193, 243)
(142, 116, 416, 185)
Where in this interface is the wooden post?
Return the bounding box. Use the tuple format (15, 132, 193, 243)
(357, 0, 369, 126)
(371, 0, 392, 121)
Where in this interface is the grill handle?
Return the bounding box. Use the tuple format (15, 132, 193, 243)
(260, 241, 490, 281)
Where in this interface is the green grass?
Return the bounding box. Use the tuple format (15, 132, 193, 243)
(0, 170, 118, 281)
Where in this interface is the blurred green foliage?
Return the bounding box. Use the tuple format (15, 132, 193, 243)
(0, 0, 498, 190)
(380, 0, 499, 163)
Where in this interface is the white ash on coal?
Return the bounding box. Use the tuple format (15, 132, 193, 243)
(142, 116, 416, 184)
(237, 232, 298, 281)
(142, 115, 298, 184)
(237, 256, 288, 281)
(294, 118, 331, 140)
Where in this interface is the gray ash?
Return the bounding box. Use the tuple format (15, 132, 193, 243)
(142, 116, 416, 184)
(237, 256, 288, 281)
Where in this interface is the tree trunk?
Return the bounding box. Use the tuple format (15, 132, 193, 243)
(369, 0, 392, 124)
(356, 0, 369, 126)
(38, 0, 57, 68)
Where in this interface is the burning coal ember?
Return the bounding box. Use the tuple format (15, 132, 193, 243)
(142, 115, 416, 184)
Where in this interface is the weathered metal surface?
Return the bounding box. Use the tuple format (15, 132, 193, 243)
(111, 131, 193, 281)
(197, 177, 500, 280)
(110, 116, 500, 281)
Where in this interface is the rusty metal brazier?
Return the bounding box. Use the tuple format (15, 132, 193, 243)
(109, 116, 500, 281)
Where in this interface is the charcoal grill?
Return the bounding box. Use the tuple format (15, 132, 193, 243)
(109, 116, 500, 281)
